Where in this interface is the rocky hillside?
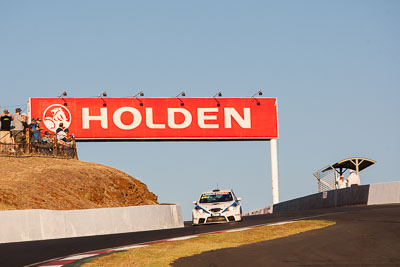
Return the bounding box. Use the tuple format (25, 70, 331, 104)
(0, 157, 158, 210)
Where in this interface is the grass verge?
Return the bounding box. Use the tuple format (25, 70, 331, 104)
(83, 220, 334, 267)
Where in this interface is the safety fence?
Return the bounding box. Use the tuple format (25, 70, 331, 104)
(0, 129, 77, 159)
(313, 165, 336, 192)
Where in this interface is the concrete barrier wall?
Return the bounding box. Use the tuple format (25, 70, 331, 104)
(368, 181, 400, 205)
(273, 185, 370, 213)
(0, 204, 183, 244)
(273, 181, 400, 213)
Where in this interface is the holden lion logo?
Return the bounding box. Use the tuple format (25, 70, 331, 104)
(43, 104, 72, 132)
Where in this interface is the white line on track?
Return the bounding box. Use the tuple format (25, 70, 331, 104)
(267, 221, 294, 226)
(114, 244, 149, 251)
(61, 254, 100, 260)
(167, 235, 198, 241)
(224, 227, 252, 232)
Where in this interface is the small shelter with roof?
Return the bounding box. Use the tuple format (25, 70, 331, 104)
(313, 157, 376, 192)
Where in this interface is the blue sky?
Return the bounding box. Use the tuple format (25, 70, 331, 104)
(1, 1, 399, 219)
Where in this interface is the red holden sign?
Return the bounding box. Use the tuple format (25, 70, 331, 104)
(29, 98, 278, 141)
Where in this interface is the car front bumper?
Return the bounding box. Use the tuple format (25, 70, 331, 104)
(192, 211, 242, 225)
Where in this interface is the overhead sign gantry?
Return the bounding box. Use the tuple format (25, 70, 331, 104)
(29, 96, 280, 203)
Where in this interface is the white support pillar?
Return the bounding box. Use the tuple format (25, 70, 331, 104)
(270, 138, 280, 204)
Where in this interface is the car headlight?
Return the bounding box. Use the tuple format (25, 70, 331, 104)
(228, 206, 235, 212)
(196, 208, 204, 214)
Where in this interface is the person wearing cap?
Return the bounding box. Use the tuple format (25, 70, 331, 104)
(336, 175, 347, 189)
(42, 131, 53, 144)
(35, 118, 43, 140)
(347, 170, 361, 187)
(12, 108, 25, 152)
(31, 118, 43, 143)
(29, 118, 37, 143)
(41, 131, 54, 155)
(0, 109, 14, 152)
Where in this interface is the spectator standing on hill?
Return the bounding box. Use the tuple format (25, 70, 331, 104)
(30, 118, 42, 143)
(347, 170, 361, 187)
(33, 118, 43, 141)
(0, 109, 14, 152)
(21, 113, 30, 138)
(12, 108, 25, 151)
(29, 118, 37, 142)
(20, 113, 30, 151)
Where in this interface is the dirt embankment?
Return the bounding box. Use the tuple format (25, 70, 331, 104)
(0, 157, 158, 210)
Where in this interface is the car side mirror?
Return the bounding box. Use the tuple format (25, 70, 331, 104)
(237, 197, 242, 201)
(192, 201, 197, 205)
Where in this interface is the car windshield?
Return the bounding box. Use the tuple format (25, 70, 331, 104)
(199, 192, 233, 203)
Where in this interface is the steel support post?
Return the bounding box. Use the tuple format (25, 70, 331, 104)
(270, 138, 280, 204)
(356, 158, 359, 174)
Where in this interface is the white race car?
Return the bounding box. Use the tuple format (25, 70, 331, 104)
(192, 189, 242, 225)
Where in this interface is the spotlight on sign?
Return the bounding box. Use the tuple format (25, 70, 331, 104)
(175, 91, 186, 97)
(133, 91, 144, 97)
(251, 91, 262, 97)
(251, 90, 263, 105)
(213, 92, 222, 97)
(58, 91, 67, 98)
(133, 91, 145, 106)
(99, 91, 108, 106)
(175, 91, 186, 106)
(58, 91, 68, 106)
(213, 92, 222, 106)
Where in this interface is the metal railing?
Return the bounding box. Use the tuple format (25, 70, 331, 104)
(313, 165, 337, 192)
(0, 129, 78, 159)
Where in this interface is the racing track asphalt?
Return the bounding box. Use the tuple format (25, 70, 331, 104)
(0, 205, 398, 267)
(173, 204, 400, 267)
